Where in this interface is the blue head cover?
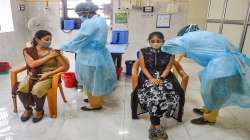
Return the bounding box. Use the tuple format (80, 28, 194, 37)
(177, 24, 200, 36)
(75, 1, 99, 14)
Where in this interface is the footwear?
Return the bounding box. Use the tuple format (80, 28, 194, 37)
(32, 110, 44, 123)
(76, 85, 83, 92)
(155, 127, 168, 140)
(132, 115, 139, 120)
(193, 108, 204, 115)
(191, 117, 215, 125)
(148, 128, 157, 139)
(80, 106, 102, 111)
(20, 109, 33, 122)
(83, 99, 88, 103)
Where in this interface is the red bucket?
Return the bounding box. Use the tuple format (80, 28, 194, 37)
(62, 72, 76, 88)
(0, 62, 11, 72)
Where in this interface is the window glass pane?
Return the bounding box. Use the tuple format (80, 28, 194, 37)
(225, 0, 249, 20)
(222, 24, 243, 46)
(206, 23, 220, 33)
(68, 9, 78, 18)
(67, 0, 85, 9)
(208, 0, 225, 19)
(0, 0, 14, 33)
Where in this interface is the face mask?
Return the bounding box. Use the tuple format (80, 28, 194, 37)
(80, 15, 88, 22)
(38, 40, 51, 48)
(150, 43, 163, 49)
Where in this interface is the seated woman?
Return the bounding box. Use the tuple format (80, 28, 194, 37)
(17, 30, 69, 123)
(135, 32, 185, 139)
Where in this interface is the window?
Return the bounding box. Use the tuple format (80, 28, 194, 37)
(61, 0, 112, 26)
(0, 0, 14, 33)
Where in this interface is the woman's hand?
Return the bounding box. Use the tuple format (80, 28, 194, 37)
(38, 73, 50, 81)
(149, 78, 162, 85)
(48, 50, 60, 58)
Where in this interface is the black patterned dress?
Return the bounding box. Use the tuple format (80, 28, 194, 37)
(135, 47, 185, 122)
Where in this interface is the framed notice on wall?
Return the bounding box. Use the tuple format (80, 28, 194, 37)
(156, 14, 171, 28)
(115, 9, 128, 24)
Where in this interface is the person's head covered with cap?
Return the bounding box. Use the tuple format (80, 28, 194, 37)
(177, 24, 199, 36)
(75, 0, 98, 18)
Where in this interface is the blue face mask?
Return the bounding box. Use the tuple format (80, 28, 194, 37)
(80, 16, 88, 22)
(38, 40, 51, 48)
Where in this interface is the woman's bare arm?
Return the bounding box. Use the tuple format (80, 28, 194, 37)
(139, 51, 153, 80)
(23, 50, 59, 69)
(160, 56, 174, 78)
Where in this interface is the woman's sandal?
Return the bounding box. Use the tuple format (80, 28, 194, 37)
(83, 99, 88, 103)
(20, 109, 33, 122)
(155, 127, 168, 140)
(80, 106, 102, 111)
(32, 110, 44, 123)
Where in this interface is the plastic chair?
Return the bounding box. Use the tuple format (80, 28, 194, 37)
(10, 66, 67, 118)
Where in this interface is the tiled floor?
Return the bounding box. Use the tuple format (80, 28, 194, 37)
(0, 59, 250, 140)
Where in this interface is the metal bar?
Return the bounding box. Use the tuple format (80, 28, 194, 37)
(205, 0, 212, 30)
(219, 0, 229, 33)
(61, 0, 67, 18)
(239, 1, 250, 52)
(207, 19, 245, 25)
(207, 0, 212, 19)
(118, 0, 121, 8)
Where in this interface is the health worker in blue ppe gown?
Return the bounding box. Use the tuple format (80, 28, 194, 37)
(60, 1, 117, 111)
(162, 31, 250, 125)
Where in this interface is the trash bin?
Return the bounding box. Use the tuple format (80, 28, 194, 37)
(62, 72, 76, 88)
(0, 62, 11, 73)
(125, 60, 135, 75)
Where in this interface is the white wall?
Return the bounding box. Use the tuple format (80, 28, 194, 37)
(187, 0, 209, 29)
(0, 0, 29, 65)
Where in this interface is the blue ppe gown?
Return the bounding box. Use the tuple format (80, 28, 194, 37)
(162, 31, 250, 110)
(60, 15, 117, 96)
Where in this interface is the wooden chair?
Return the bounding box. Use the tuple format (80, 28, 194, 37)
(10, 66, 67, 118)
(131, 58, 189, 92)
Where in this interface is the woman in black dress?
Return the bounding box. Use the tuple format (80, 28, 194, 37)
(135, 32, 185, 139)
